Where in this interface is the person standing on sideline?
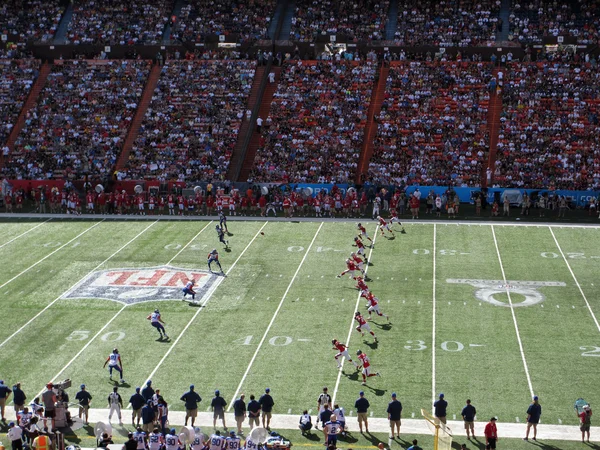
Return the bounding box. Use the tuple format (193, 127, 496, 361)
(461, 399, 476, 439)
(130, 387, 146, 427)
(319, 404, 332, 427)
(315, 387, 331, 429)
(181, 385, 202, 427)
(259, 388, 274, 430)
(434, 393, 448, 424)
(75, 384, 92, 425)
(141, 381, 154, 403)
(158, 398, 169, 435)
(141, 401, 155, 433)
(108, 386, 123, 425)
(7, 421, 24, 450)
(524, 396, 541, 441)
(387, 393, 402, 439)
(484, 416, 498, 449)
(0, 380, 12, 421)
(41, 383, 56, 431)
(407, 439, 422, 450)
(354, 391, 370, 433)
(32, 430, 52, 450)
(579, 404, 592, 443)
(247, 395, 261, 430)
(232, 394, 246, 434)
(211, 390, 227, 430)
(12, 383, 26, 418)
(323, 414, 341, 447)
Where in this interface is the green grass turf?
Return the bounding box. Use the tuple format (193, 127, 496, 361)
(0, 219, 599, 437)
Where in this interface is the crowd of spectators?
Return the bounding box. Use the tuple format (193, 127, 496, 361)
(393, 0, 501, 46)
(3, 60, 151, 180)
(0, 0, 65, 45)
(494, 62, 600, 190)
(66, 0, 173, 45)
(0, 59, 40, 148)
(289, 0, 389, 42)
(368, 62, 492, 187)
(171, 0, 276, 43)
(509, 0, 600, 44)
(124, 60, 256, 182)
(250, 61, 377, 184)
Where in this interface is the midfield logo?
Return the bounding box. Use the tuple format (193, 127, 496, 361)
(63, 266, 219, 304)
(447, 279, 567, 307)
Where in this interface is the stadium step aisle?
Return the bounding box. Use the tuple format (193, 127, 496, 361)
(163, 0, 185, 44)
(116, 64, 162, 170)
(2, 62, 52, 164)
(70, 407, 591, 441)
(276, 0, 296, 40)
(384, 0, 399, 40)
(485, 68, 504, 187)
(52, 2, 73, 45)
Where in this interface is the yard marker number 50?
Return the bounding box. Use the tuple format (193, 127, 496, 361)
(66, 330, 125, 342)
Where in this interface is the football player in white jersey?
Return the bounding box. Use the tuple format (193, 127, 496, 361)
(225, 431, 241, 450)
(209, 430, 226, 450)
(103, 348, 125, 383)
(190, 428, 206, 450)
(165, 429, 182, 450)
(107, 386, 123, 425)
(148, 428, 163, 450)
(133, 426, 148, 450)
(147, 309, 168, 340)
(244, 436, 259, 450)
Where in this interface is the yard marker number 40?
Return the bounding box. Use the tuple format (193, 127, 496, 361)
(234, 335, 309, 346)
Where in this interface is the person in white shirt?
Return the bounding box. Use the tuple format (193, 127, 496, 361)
(333, 404, 346, 435)
(190, 428, 205, 450)
(7, 421, 24, 450)
(108, 386, 123, 425)
(299, 410, 312, 434)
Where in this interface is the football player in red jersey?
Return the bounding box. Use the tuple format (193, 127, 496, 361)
(365, 292, 390, 322)
(356, 223, 373, 243)
(354, 312, 377, 342)
(337, 259, 361, 279)
(355, 276, 369, 293)
(354, 236, 367, 256)
(356, 350, 380, 385)
(350, 252, 365, 272)
(331, 339, 358, 369)
(377, 216, 395, 237)
(389, 210, 407, 234)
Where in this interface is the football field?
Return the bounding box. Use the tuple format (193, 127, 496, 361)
(0, 218, 599, 447)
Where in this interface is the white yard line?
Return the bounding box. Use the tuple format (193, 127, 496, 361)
(491, 225, 535, 397)
(143, 222, 268, 387)
(36, 303, 129, 397)
(331, 226, 378, 406)
(0, 219, 52, 250)
(0, 221, 158, 349)
(166, 221, 213, 265)
(432, 223, 437, 403)
(0, 220, 104, 291)
(548, 227, 600, 332)
(228, 222, 324, 410)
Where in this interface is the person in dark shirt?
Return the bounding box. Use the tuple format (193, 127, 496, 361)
(75, 385, 93, 425)
(129, 387, 146, 428)
(354, 391, 370, 433)
(387, 393, 402, 439)
(525, 396, 542, 441)
(12, 383, 26, 415)
(259, 388, 274, 430)
(247, 395, 261, 430)
(0, 380, 12, 421)
(319, 404, 333, 425)
(232, 394, 246, 434)
(181, 385, 202, 427)
(461, 399, 476, 439)
(434, 393, 448, 424)
(141, 400, 155, 434)
(123, 432, 137, 450)
(211, 390, 227, 429)
(98, 432, 114, 448)
(141, 381, 155, 402)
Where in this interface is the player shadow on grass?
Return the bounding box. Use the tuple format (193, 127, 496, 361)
(365, 340, 379, 350)
(156, 336, 171, 342)
(372, 322, 392, 331)
(363, 385, 386, 397)
(385, 236, 395, 241)
(300, 430, 321, 441)
(110, 379, 131, 389)
(531, 441, 600, 450)
(225, 247, 232, 252)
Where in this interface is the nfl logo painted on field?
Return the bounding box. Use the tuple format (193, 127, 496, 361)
(62, 266, 219, 304)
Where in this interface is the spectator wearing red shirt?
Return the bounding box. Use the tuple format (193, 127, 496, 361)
(579, 405, 592, 443)
(484, 417, 498, 449)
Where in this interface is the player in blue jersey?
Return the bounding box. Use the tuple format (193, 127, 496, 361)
(216, 225, 229, 249)
(103, 348, 125, 383)
(219, 212, 229, 234)
(208, 249, 223, 274)
(147, 309, 168, 340)
(182, 279, 196, 300)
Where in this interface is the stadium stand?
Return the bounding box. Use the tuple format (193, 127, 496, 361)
(509, 0, 600, 44)
(289, 0, 390, 41)
(3, 60, 151, 180)
(0, 60, 40, 151)
(0, 0, 65, 45)
(66, 0, 172, 44)
(171, 0, 277, 43)
(392, 0, 501, 46)
(494, 62, 600, 190)
(124, 60, 257, 182)
(368, 62, 492, 186)
(249, 60, 377, 184)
